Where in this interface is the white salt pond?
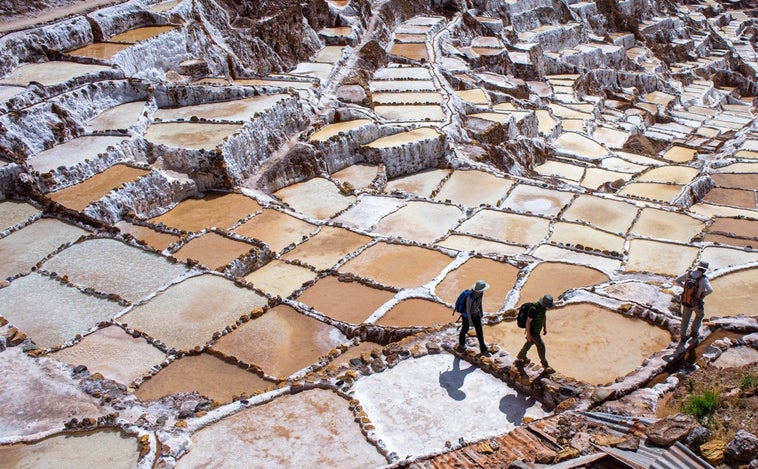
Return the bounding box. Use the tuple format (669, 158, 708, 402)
(369, 80, 436, 93)
(534, 160, 586, 182)
(352, 353, 548, 458)
(374, 105, 445, 122)
(532, 245, 622, 272)
(552, 132, 608, 161)
(434, 170, 514, 207)
(331, 164, 380, 190)
(701, 246, 758, 270)
(372, 200, 463, 243)
(274, 177, 355, 220)
(85, 101, 146, 131)
(332, 195, 405, 230)
(281, 226, 371, 271)
(244, 260, 317, 299)
(373, 66, 432, 80)
(28, 136, 130, 174)
(153, 94, 288, 121)
(0, 62, 114, 87)
(308, 119, 373, 142)
(502, 184, 574, 217)
(144, 122, 241, 150)
(373, 92, 442, 105)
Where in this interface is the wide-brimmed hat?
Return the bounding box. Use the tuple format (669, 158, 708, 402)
(696, 261, 709, 271)
(472, 280, 490, 292)
(540, 294, 555, 308)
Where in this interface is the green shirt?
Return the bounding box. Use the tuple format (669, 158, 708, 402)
(528, 302, 546, 332)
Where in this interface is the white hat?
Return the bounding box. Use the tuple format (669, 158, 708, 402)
(696, 261, 709, 271)
(472, 280, 490, 292)
(540, 294, 555, 308)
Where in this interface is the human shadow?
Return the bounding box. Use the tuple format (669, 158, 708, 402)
(499, 393, 537, 425)
(438, 356, 476, 401)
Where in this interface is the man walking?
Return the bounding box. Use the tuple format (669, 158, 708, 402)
(515, 294, 555, 374)
(456, 280, 490, 356)
(676, 261, 713, 344)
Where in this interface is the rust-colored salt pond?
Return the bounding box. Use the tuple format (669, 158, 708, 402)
(47, 164, 149, 211)
(232, 208, 316, 253)
(115, 221, 180, 251)
(135, 353, 274, 403)
(702, 187, 757, 209)
(149, 192, 261, 232)
(518, 261, 609, 304)
(707, 267, 758, 319)
(296, 275, 395, 324)
(436, 256, 519, 313)
(172, 232, 256, 271)
(211, 304, 347, 379)
(281, 226, 371, 271)
(376, 298, 452, 327)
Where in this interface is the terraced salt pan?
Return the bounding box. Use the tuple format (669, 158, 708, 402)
(486, 303, 671, 385)
(135, 353, 273, 403)
(630, 207, 705, 243)
(434, 170, 514, 207)
(713, 162, 758, 174)
(519, 262, 608, 305)
(0, 218, 88, 280)
(548, 103, 591, 119)
(376, 298, 453, 327)
(619, 182, 683, 203)
(625, 239, 699, 276)
(711, 173, 758, 191)
(373, 66, 432, 80)
(339, 242, 453, 289)
(373, 92, 442, 105)
(456, 209, 550, 246)
(119, 274, 267, 352)
(296, 275, 395, 324)
(66, 42, 131, 59)
(662, 145, 697, 163)
(115, 221, 180, 251)
(0, 200, 41, 231)
(331, 164, 379, 190)
(41, 238, 187, 303)
(28, 136, 130, 174)
(51, 326, 165, 386)
(549, 222, 626, 253)
(232, 208, 315, 253)
(281, 226, 371, 271)
(535, 109, 559, 134)
(286, 62, 333, 81)
(0, 273, 124, 348)
(435, 256, 519, 313)
(531, 245, 622, 272)
(274, 177, 355, 220)
(369, 80, 436, 92)
(313, 45, 344, 63)
(107, 25, 176, 42)
(364, 127, 440, 149)
(636, 165, 699, 184)
(592, 126, 629, 149)
(436, 234, 527, 257)
(455, 88, 488, 104)
(332, 195, 405, 230)
(471, 111, 528, 124)
(176, 389, 386, 468)
(708, 217, 758, 240)
(552, 132, 608, 161)
(374, 105, 445, 121)
(704, 233, 756, 249)
(0, 62, 114, 87)
(144, 122, 241, 150)
(0, 429, 138, 467)
(581, 167, 632, 191)
(244, 260, 316, 299)
(703, 187, 757, 210)
(502, 184, 574, 217)
(150, 192, 262, 232)
(48, 164, 149, 211)
(372, 200, 463, 243)
(352, 353, 547, 458)
(561, 194, 638, 234)
(0, 85, 25, 101)
(560, 119, 585, 132)
(153, 95, 288, 121)
(150, 0, 182, 12)
(389, 43, 428, 61)
(308, 119, 373, 142)
(85, 101, 147, 131)
(232, 78, 316, 92)
(534, 160, 585, 181)
(599, 157, 649, 173)
(172, 232, 256, 271)
(701, 246, 758, 270)
(385, 168, 449, 197)
(211, 304, 346, 379)
(708, 268, 758, 318)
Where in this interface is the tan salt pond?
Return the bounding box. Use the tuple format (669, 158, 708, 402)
(0, 62, 114, 87)
(0, 200, 41, 230)
(48, 164, 149, 211)
(211, 304, 346, 379)
(42, 238, 187, 302)
(434, 170, 514, 207)
(308, 119, 373, 142)
(560, 119, 585, 132)
(313, 45, 344, 63)
(119, 274, 267, 352)
(704, 233, 756, 249)
(154, 94, 288, 121)
(176, 389, 387, 468)
(85, 101, 147, 131)
(66, 42, 131, 59)
(455, 89, 488, 104)
(51, 326, 165, 386)
(0, 273, 124, 348)
(548, 103, 591, 119)
(172, 232, 256, 271)
(435, 257, 519, 313)
(296, 275, 395, 324)
(135, 353, 273, 403)
(561, 194, 638, 234)
(150, 192, 261, 232)
(619, 182, 683, 203)
(372, 201, 463, 243)
(581, 167, 632, 191)
(389, 43, 428, 61)
(708, 217, 758, 240)
(549, 222, 626, 253)
(144, 122, 241, 150)
(703, 187, 757, 209)
(385, 168, 449, 197)
(711, 173, 758, 191)
(107, 25, 176, 43)
(339, 242, 453, 289)
(365, 127, 440, 148)
(244, 260, 316, 298)
(0, 218, 88, 280)
(232, 208, 315, 253)
(487, 303, 671, 385)
(592, 126, 629, 149)
(502, 184, 574, 217)
(625, 239, 699, 276)
(435, 234, 527, 257)
(519, 262, 608, 304)
(115, 221, 181, 251)
(534, 160, 585, 181)
(629, 207, 705, 243)
(331, 164, 379, 190)
(456, 209, 551, 246)
(374, 105, 445, 122)
(636, 166, 699, 184)
(0, 430, 139, 468)
(662, 145, 697, 163)
(28, 136, 130, 174)
(274, 177, 355, 220)
(708, 268, 758, 319)
(532, 245, 622, 272)
(552, 132, 608, 161)
(535, 109, 559, 134)
(281, 226, 371, 271)
(376, 298, 453, 327)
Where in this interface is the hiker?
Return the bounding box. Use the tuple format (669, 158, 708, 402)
(675, 261, 713, 344)
(456, 280, 490, 356)
(515, 294, 555, 374)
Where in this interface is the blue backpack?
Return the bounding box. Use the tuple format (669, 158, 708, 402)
(453, 289, 472, 316)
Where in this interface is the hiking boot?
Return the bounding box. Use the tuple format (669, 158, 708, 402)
(514, 357, 529, 366)
(543, 366, 556, 375)
(480, 350, 491, 357)
(455, 344, 465, 353)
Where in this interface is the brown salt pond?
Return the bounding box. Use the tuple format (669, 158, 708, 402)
(549, 222, 626, 253)
(28, 136, 130, 174)
(502, 184, 574, 217)
(119, 274, 267, 352)
(211, 304, 347, 379)
(703, 233, 756, 249)
(0, 218, 88, 280)
(107, 25, 177, 43)
(703, 187, 757, 209)
(707, 217, 758, 240)
(273, 177, 355, 220)
(232, 208, 316, 253)
(707, 268, 758, 319)
(339, 242, 453, 289)
(296, 275, 395, 324)
(629, 207, 705, 243)
(519, 261, 609, 304)
(175, 389, 386, 468)
(47, 164, 149, 211)
(487, 303, 671, 385)
(662, 145, 697, 163)
(66, 42, 131, 60)
(389, 43, 428, 61)
(434, 170, 514, 207)
(376, 298, 453, 327)
(153, 94, 289, 121)
(85, 101, 147, 132)
(619, 182, 684, 203)
(385, 168, 449, 197)
(0, 62, 114, 87)
(561, 194, 638, 234)
(281, 226, 371, 271)
(456, 209, 551, 246)
(41, 238, 188, 303)
(0, 430, 139, 468)
(0, 200, 41, 230)
(51, 325, 165, 386)
(143, 122, 241, 150)
(115, 221, 181, 251)
(372, 200, 463, 243)
(244, 260, 317, 298)
(435, 257, 519, 313)
(172, 232, 256, 271)
(135, 353, 273, 403)
(625, 239, 699, 276)
(150, 192, 261, 232)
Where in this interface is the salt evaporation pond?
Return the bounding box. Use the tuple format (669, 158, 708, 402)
(518, 262, 609, 304)
(0, 200, 41, 230)
(244, 260, 317, 299)
(363, 126, 439, 148)
(637, 166, 699, 184)
(503, 184, 574, 216)
(435, 256, 520, 312)
(552, 132, 607, 161)
(701, 246, 758, 270)
(115, 221, 181, 251)
(533, 245, 622, 273)
(107, 25, 176, 42)
(625, 239, 699, 276)
(66, 42, 131, 59)
(149, 192, 261, 232)
(0, 430, 139, 468)
(232, 209, 316, 253)
(48, 164, 149, 211)
(281, 226, 371, 270)
(274, 177, 355, 220)
(171, 232, 255, 271)
(549, 222, 625, 253)
(0, 62, 113, 87)
(376, 298, 453, 327)
(436, 234, 526, 257)
(153, 94, 288, 121)
(85, 101, 147, 131)
(385, 168, 449, 197)
(333, 195, 405, 230)
(372, 200, 462, 243)
(28, 136, 130, 173)
(619, 182, 684, 203)
(707, 268, 758, 319)
(144, 122, 241, 150)
(331, 164, 380, 190)
(434, 170, 514, 207)
(560, 194, 638, 234)
(456, 209, 551, 246)
(629, 207, 705, 243)
(296, 275, 395, 324)
(176, 389, 386, 468)
(308, 119, 372, 142)
(374, 105, 445, 121)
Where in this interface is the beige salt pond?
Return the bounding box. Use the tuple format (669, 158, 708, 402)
(662, 145, 697, 163)
(274, 177, 355, 220)
(389, 43, 428, 61)
(119, 274, 267, 352)
(624, 239, 699, 276)
(435, 256, 519, 313)
(85, 101, 147, 132)
(548, 222, 626, 253)
(534, 160, 586, 182)
(244, 260, 317, 298)
(707, 268, 758, 319)
(373, 92, 442, 105)
(502, 184, 574, 217)
(211, 304, 346, 379)
(331, 164, 380, 190)
(456, 209, 551, 246)
(374, 66, 432, 81)
(487, 303, 671, 385)
(281, 226, 371, 271)
(374, 105, 445, 122)
(436, 234, 527, 257)
(153, 94, 289, 121)
(115, 221, 181, 251)
(636, 165, 699, 184)
(47, 164, 149, 211)
(107, 25, 177, 43)
(619, 182, 683, 203)
(701, 246, 758, 270)
(66, 42, 131, 60)
(172, 232, 256, 271)
(532, 245, 622, 273)
(308, 119, 373, 142)
(0, 430, 139, 468)
(150, 192, 261, 232)
(144, 122, 241, 150)
(552, 132, 608, 161)
(369, 80, 436, 93)
(372, 200, 463, 243)
(0, 200, 41, 230)
(434, 170, 514, 207)
(232, 208, 316, 253)
(518, 262, 608, 304)
(135, 353, 273, 403)
(376, 298, 453, 327)
(0, 62, 114, 87)
(28, 136, 130, 174)
(581, 167, 632, 191)
(296, 275, 395, 324)
(629, 207, 705, 243)
(385, 168, 449, 197)
(561, 194, 638, 234)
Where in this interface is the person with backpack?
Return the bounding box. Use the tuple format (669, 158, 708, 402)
(454, 280, 490, 356)
(675, 261, 713, 344)
(514, 294, 555, 374)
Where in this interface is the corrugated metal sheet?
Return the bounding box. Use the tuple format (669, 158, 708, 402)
(650, 442, 715, 469)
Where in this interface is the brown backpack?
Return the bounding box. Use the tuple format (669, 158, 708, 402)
(681, 273, 701, 307)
